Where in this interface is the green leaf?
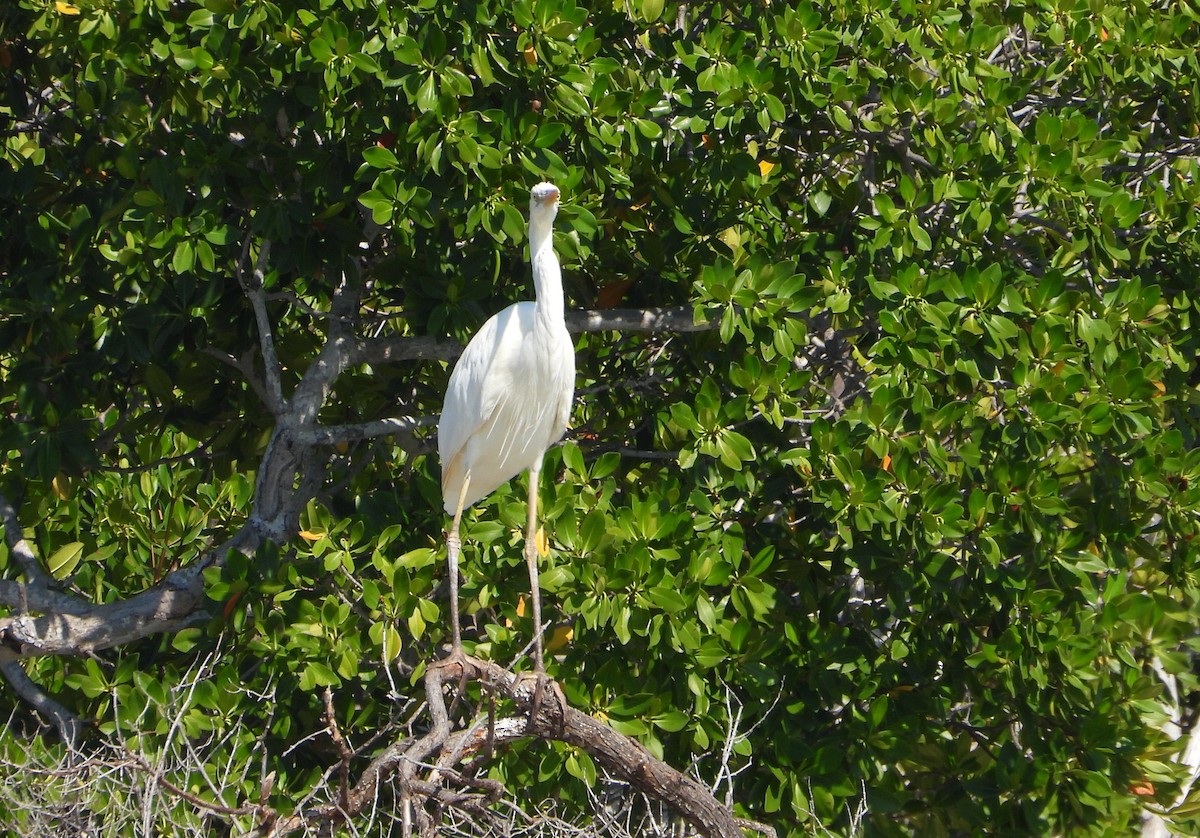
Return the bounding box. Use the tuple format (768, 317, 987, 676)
(392, 36, 422, 65)
(47, 541, 85, 579)
(349, 53, 381, 75)
(652, 710, 689, 732)
(300, 661, 340, 690)
(416, 72, 437, 112)
(309, 37, 333, 64)
(909, 215, 932, 251)
(640, 0, 665, 22)
(580, 509, 608, 554)
(363, 146, 398, 169)
(172, 241, 194, 274)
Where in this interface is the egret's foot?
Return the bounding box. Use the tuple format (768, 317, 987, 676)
(517, 669, 565, 726)
(432, 646, 469, 673)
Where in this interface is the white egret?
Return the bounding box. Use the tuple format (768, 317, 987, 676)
(437, 181, 575, 679)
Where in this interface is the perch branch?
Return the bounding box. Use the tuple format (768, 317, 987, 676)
(350, 306, 717, 370)
(292, 416, 436, 446)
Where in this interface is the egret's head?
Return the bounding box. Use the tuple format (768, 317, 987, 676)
(529, 182, 560, 219)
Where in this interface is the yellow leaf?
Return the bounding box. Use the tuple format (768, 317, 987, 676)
(55, 1, 81, 14)
(546, 625, 573, 653)
(515, 594, 526, 618)
(523, 45, 537, 66)
(52, 473, 73, 500)
(536, 525, 550, 557)
(758, 159, 776, 178)
(298, 530, 324, 542)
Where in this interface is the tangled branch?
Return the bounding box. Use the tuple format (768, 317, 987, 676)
(267, 655, 770, 838)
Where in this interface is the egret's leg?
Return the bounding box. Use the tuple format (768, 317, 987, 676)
(523, 458, 566, 724)
(525, 457, 546, 673)
(445, 472, 472, 659)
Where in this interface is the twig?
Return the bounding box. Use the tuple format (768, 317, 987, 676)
(323, 687, 353, 812)
(236, 238, 286, 414)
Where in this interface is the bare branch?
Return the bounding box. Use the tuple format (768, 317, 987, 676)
(293, 415, 437, 446)
(0, 566, 207, 660)
(0, 522, 266, 662)
(0, 494, 99, 618)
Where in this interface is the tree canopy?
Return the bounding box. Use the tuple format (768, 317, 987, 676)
(2, 0, 1200, 835)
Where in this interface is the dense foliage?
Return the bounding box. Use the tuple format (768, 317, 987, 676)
(3, 0, 1200, 834)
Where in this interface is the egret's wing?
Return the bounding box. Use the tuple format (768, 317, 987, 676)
(438, 304, 533, 506)
(440, 314, 502, 462)
(553, 334, 576, 436)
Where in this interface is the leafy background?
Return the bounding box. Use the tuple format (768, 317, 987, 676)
(2, 0, 1200, 834)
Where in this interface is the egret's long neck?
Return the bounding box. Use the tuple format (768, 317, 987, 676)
(529, 216, 564, 327)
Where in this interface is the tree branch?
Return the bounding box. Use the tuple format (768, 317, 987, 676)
(0, 523, 264, 662)
(0, 660, 82, 746)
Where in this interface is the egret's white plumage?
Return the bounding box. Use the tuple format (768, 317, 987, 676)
(437, 181, 575, 668)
